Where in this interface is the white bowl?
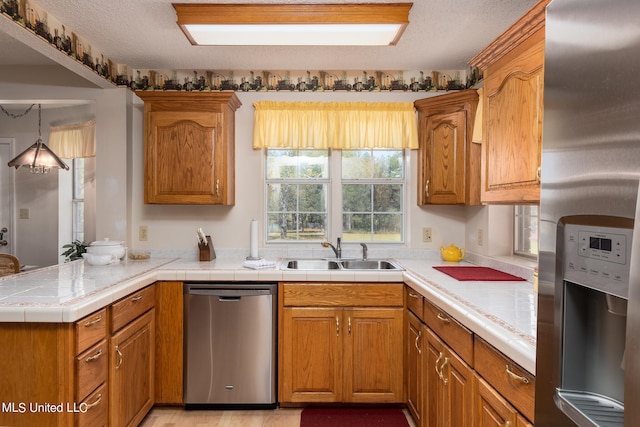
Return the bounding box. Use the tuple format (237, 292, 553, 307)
(87, 238, 126, 260)
(82, 253, 118, 266)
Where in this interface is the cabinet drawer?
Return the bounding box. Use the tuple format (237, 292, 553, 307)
(405, 286, 424, 321)
(111, 285, 156, 332)
(423, 299, 473, 366)
(75, 308, 107, 354)
(75, 339, 108, 401)
(76, 382, 108, 427)
(282, 283, 403, 307)
(474, 337, 535, 422)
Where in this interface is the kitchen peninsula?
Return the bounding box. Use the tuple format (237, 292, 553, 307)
(0, 254, 536, 426)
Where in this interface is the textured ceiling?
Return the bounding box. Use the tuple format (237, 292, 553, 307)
(0, 0, 539, 75)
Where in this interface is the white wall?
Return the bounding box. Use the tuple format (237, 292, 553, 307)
(129, 90, 470, 256)
(1, 70, 505, 263)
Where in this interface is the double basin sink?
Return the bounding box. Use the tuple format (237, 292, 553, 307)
(281, 259, 403, 271)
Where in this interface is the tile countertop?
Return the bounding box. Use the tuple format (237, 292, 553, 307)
(0, 254, 537, 375)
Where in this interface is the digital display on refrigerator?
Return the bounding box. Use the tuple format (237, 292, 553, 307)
(589, 236, 612, 251)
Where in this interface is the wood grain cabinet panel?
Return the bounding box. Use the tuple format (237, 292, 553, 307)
(136, 91, 241, 205)
(154, 281, 183, 405)
(415, 90, 480, 206)
(279, 282, 404, 404)
(469, 0, 549, 204)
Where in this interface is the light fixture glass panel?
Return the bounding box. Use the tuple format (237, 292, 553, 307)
(183, 23, 403, 46)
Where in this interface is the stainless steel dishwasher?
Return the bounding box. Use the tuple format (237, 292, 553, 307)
(183, 282, 277, 408)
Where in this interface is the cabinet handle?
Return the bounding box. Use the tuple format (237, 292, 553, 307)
(425, 180, 430, 198)
(216, 179, 220, 196)
(536, 166, 541, 183)
(84, 315, 102, 327)
(130, 294, 143, 302)
(115, 346, 123, 369)
(435, 352, 443, 380)
(85, 348, 103, 363)
(348, 316, 351, 337)
(440, 357, 449, 386)
(414, 330, 422, 354)
(436, 313, 451, 323)
(84, 393, 102, 410)
(408, 292, 421, 299)
(336, 316, 340, 336)
(505, 365, 530, 384)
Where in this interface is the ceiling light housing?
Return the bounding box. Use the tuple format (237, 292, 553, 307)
(173, 3, 412, 46)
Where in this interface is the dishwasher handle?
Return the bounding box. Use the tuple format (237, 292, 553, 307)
(186, 287, 273, 298)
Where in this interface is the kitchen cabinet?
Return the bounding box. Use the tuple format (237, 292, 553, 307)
(279, 282, 404, 404)
(474, 336, 535, 423)
(415, 90, 481, 205)
(136, 91, 241, 205)
(405, 285, 533, 427)
(109, 285, 156, 427)
(469, 0, 549, 204)
(154, 281, 183, 405)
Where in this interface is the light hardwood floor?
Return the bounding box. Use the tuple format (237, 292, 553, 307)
(140, 407, 417, 427)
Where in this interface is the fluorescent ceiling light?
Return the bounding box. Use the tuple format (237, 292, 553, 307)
(173, 3, 413, 46)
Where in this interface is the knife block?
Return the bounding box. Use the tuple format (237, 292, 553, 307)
(198, 236, 216, 261)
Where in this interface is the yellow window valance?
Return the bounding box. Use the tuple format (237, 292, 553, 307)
(253, 101, 418, 150)
(49, 119, 96, 158)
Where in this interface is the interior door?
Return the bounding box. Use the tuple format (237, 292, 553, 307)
(0, 139, 15, 255)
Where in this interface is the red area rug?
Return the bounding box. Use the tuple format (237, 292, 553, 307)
(433, 266, 526, 281)
(300, 408, 409, 427)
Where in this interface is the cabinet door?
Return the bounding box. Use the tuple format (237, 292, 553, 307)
(424, 326, 446, 427)
(154, 281, 183, 404)
(145, 111, 225, 204)
(423, 110, 467, 204)
(406, 311, 424, 425)
(474, 375, 518, 427)
(344, 308, 404, 403)
(280, 307, 342, 403)
(110, 310, 155, 427)
(481, 29, 544, 204)
(443, 345, 474, 427)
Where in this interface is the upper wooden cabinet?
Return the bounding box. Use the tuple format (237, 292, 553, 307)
(415, 90, 480, 206)
(469, 0, 549, 204)
(136, 91, 241, 205)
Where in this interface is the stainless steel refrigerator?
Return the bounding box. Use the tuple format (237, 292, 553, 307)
(536, 0, 640, 425)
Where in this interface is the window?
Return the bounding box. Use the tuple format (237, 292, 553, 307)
(72, 158, 85, 242)
(514, 205, 538, 257)
(342, 150, 403, 242)
(266, 149, 405, 243)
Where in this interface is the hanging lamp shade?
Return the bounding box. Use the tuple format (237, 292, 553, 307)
(6, 104, 70, 174)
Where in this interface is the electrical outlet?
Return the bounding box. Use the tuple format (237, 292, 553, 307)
(139, 226, 148, 241)
(422, 227, 432, 243)
(477, 229, 484, 247)
(19, 208, 29, 219)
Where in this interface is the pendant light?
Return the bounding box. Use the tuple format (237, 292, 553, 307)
(6, 104, 70, 174)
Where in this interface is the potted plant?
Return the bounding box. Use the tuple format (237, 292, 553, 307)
(61, 240, 88, 261)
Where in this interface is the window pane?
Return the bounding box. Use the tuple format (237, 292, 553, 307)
(342, 149, 403, 179)
(374, 184, 402, 212)
(342, 213, 371, 241)
(342, 150, 372, 179)
(343, 184, 371, 212)
(372, 150, 403, 178)
(267, 149, 328, 179)
(374, 214, 402, 241)
(514, 205, 539, 256)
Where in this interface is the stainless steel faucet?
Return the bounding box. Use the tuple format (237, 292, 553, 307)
(360, 243, 368, 260)
(322, 237, 342, 259)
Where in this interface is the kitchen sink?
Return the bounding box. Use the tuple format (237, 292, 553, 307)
(339, 260, 402, 270)
(284, 259, 340, 270)
(281, 259, 403, 271)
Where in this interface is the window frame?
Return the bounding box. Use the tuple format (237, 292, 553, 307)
(264, 148, 407, 244)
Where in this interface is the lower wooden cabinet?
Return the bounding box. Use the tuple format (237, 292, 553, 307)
(279, 282, 404, 404)
(110, 310, 155, 427)
(406, 311, 424, 425)
(474, 375, 519, 427)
